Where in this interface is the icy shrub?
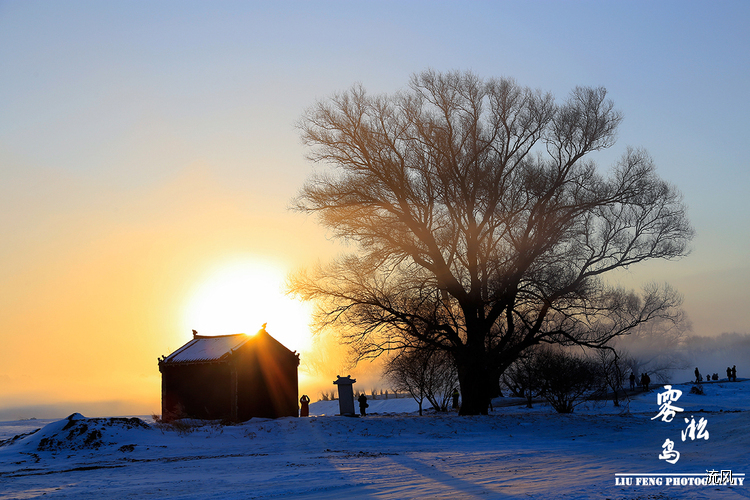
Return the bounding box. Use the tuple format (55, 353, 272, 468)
(534, 348, 600, 413)
(152, 407, 201, 435)
(689, 384, 704, 395)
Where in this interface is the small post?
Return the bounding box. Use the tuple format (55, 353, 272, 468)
(333, 375, 357, 416)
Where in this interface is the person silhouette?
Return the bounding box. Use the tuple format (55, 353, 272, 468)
(299, 394, 310, 417)
(731, 365, 737, 382)
(358, 393, 368, 416)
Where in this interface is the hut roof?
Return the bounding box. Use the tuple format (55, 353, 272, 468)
(163, 334, 251, 364)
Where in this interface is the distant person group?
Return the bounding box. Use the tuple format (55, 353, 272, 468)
(629, 372, 650, 391)
(694, 365, 737, 383)
(628, 365, 740, 393)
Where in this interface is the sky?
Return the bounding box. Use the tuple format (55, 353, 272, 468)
(1, 0, 749, 417)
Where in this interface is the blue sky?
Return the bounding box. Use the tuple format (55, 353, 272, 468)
(1, 1, 748, 411)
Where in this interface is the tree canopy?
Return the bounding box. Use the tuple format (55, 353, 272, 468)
(291, 70, 693, 415)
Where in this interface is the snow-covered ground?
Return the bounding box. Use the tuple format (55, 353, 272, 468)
(1, 381, 749, 499)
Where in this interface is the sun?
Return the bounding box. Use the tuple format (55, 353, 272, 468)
(182, 259, 312, 351)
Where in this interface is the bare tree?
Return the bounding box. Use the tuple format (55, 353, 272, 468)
(614, 316, 692, 384)
(423, 349, 460, 412)
(593, 347, 633, 407)
(291, 70, 693, 415)
(383, 348, 429, 415)
(384, 345, 458, 415)
(534, 347, 601, 413)
(503, 347, 545, 408)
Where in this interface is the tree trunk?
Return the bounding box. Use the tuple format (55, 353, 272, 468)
(611, 385, 620, 407)
(456, 356, 491, 415)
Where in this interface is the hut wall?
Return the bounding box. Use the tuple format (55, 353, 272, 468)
(235, 336, 299, 419)
(162, 363, 233, 420)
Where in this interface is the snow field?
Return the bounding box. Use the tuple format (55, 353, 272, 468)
(0, 381, 748, 499)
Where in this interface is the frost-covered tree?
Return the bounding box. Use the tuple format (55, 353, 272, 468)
(291, 70, 693, 415)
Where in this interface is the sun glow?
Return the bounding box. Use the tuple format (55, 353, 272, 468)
(182, 259, 312, 351)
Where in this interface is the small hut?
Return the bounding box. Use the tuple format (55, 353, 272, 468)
(158, 326, 299, 422)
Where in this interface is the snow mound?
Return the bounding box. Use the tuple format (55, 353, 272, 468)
(0, 413, 152, 453)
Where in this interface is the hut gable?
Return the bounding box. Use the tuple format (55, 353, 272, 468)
(159, 327, 299, 422)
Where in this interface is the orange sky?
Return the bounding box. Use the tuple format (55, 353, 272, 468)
(0, 166, 351, 415)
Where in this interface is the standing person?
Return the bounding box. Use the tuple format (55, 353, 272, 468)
(629, 372, 636, 391)
(299, 395, 310, 417)
(732, 365, 737, 381)
(452, 388, 460, 410)
(727, 367, 732, 380)
(358, 393, 368, 416)
(695, 367, 701, 384)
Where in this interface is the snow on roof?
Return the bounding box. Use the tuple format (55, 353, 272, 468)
(163, 334, 251, 364)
